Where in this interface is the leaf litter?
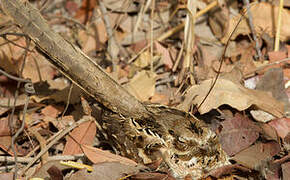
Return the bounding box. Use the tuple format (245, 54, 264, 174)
(0, 0, 290, 179)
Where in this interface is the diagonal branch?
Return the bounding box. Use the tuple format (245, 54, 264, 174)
(1, 0, 149, 119)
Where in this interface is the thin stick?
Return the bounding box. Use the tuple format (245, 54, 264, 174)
(243, 57, 290, 78)
(182, 0, 196, 84)
(0, 154, 85, 163)
(133, 0, 151, 33)
(274, 0, 284, 51)
(99, 0, 119, 74)
(196, 11, 246, 111)
(19, 117, 91, 176)
(150, 0, 155, 72)
(128, 0, 218, 64)
(243, 0, 262, 59)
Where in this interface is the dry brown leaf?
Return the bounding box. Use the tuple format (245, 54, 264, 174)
(78, 30, 98, 54)
(219, 113, 261, 156)
(103, 0, 139, 12)
(179, 78, 284, 117)
(133, 51, 151, 68)
(70, 162, 141, 180)
(92, 18, 108, 44)
(222, 2, 290, 43)
(259, 123, 279, 142)
(150, 93, 169, 105)
(0, 94, 28, 116)
(124, 70, 156, 101)
(269, 118, 290, 138)
(282, 162, 290, 180)
(41, 105, 63, 118)
(0, 117, 11, 136)
(74, 0, 97, 24)
(22, 53, 57, 83)
(48, 85, 83, 104)
(32, 160, 69, 179)
(155, 42, 173, 69)
(63, 120, 96, 155)
(0, 36, 26, 75)
(250, 110, 275, 123)
(232, 142, 280, 170)
(0, 136, 13, 156)
(81, 144, 137, 166)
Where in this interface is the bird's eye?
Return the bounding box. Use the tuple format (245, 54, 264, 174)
(178, 137, 186, 143)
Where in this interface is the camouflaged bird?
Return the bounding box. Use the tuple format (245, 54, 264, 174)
(98, 105, 229, 179)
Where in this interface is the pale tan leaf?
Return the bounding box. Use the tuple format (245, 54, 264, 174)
(179, 78, 284, 117)
(124, 70, 157, 101)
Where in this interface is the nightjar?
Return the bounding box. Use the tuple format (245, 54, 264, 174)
(97, 105, 229, 179)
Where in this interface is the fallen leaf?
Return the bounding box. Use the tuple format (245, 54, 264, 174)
(47, 165, 63, 180)
(207, 164, 251, 179)
(150, 93, 169, 105)
(0, 94, 29, 116)
(65, 1, 79, 15)
(74, 0, 97, 24)
(32, 160, 69, 179)
(0, 136, 13, 155)
(250, 110, 275, 123)
(0, 117, 11, 136)
(69, 162, 141, 180)
(41, 105, 63, 118)
(282, 162, 290, 180)
(22, 53, 57, 83)
(219, 113, 261, 156)
(259, 123, 279, 142)
(49, 85, 83, 104)
(63, 120, 96, 155)
(155, 42, 173, 69)
(124, 70, 157, 101)
(102, 0, 139, 13)
(222, 2, 290, 43)
(255, 68, 290, 112)
(133, 51, 151, 68)
(131, 172, 176, 180)
(179, 78, 284, 117)
(268, 118, 290, 138)
(81, 144, 137, 166)
(233, 142, 281, 170)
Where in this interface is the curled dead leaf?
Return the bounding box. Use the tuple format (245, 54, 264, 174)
(179, 78, 284, 117)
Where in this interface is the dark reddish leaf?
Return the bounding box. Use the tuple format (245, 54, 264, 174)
(219, 113, 261, 156)
(81, 144, 137, 166)
(233, 142, 281, 169)
(74, 0, 97, 24)
(47, 165, 63, 180)
(63, 120, 96, 155)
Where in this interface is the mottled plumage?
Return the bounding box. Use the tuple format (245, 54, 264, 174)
(98, 105, 229, 179)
